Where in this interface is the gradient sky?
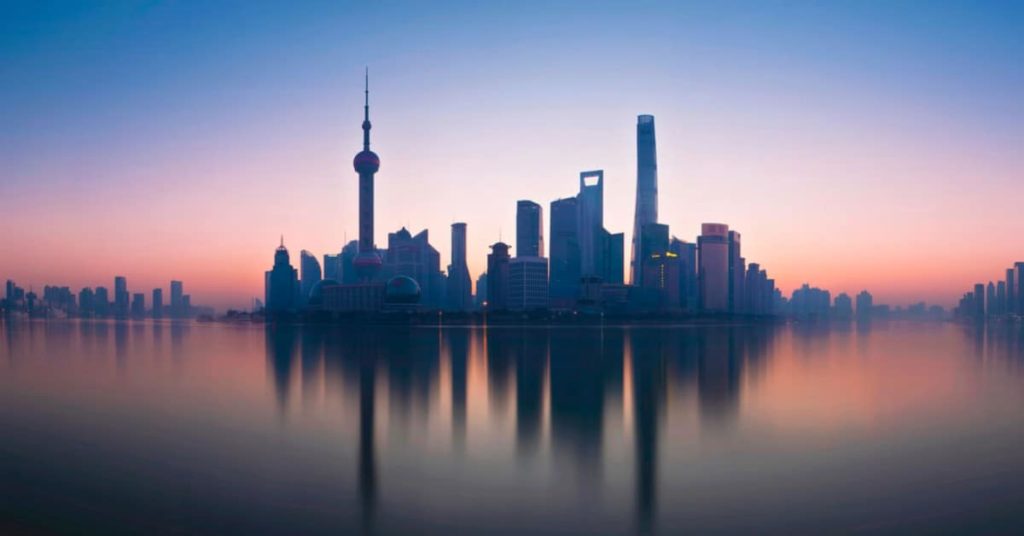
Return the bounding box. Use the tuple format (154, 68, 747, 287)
(2, 1, 1023, 310)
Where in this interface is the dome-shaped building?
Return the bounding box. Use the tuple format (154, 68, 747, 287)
(307, 279, 340, 308)
(385, 276, 421, 307)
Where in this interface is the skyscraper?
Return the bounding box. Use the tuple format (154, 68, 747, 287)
(856, 290, 874, 319)
(486, 242, 511, 311)
(698, 224, 730, 313)
(516, 200, 544, 258)
(300, 250, 322, 306)
(170, 280, 183, 318)
(265, 237, 298, 314)
(1016, 262, 1024, 315)
(728, 231, 744, 314)
(131, 293, 145, 317)
(670, 238, 698, 311)
(549, 196, 581, 306)
(114, 276, 128, 318)
(353, 71, 383, 281)
(383, 227, 445, 309)
(1006, 268, 1016, 315)
(446, 222, 472, 311)
(631, 114, 658, 286)
(152, 288, 163, 318)
(578, 170, 604, 277)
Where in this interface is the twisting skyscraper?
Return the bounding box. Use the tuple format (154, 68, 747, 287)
(630, 115, 658, 286)
(353, 70, 382, 281)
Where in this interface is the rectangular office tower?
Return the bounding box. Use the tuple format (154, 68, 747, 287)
(577, 170, 604, 277)
(152, 288, 163, 318)
(446, 222, 473, 311)
(549, 197, 581, 307)
(509, 257, 549, 311)
(698, 223, 730, 313)
(516, 201, 544, 258)
(728, 231, 744, 314)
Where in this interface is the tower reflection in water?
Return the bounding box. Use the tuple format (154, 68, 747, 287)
(265, 324, 775, 534)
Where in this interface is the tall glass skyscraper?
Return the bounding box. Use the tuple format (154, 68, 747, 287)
(516, 200, 544, 258)
(630, 115, 658, 286)
(446, 222, 472, 311)
(300, 250, 322, 305)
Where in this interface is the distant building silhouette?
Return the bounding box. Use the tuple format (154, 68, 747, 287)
(114, 276, 129, 318)
(131, 293, 145, 317)
(94, 286, 110, 317)
(509, 257, 549, 311)
(300, 250, 322, 306)
(856, 290, 873, 318)
(698, 223, 730, 313)
(265, 238, 299, 314)
(834, 292, 853, 319)
(630, 114, 658, 287)
(486, 242, 511, 311)
(727, 231, 745, 314)
(549, 196, 581, 308)
(670, 238, 698, 311)
(516, 200, 544, 258)
(446, 222, 472, 311)
(170, 280, 184, 318)
(152, 288, 163, 318)
(475, 272, 488, 309)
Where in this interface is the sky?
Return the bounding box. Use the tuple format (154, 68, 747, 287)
(2, 1, 1023, 311)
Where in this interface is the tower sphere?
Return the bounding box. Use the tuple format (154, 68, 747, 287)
(353, 150, 380, 173)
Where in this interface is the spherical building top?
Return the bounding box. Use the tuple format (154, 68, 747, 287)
(353, 150, 380, 174)
(384, 276, 421, 304)
(307, 279, 340, 307)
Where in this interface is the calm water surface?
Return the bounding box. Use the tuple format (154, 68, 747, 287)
(2, 320, 1024, 534)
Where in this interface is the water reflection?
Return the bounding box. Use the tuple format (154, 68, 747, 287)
(3, 319, 1024, 534)
(259, 324, 783, 534)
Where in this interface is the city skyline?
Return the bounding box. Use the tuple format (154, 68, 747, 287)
(3, 2, 1023, 310)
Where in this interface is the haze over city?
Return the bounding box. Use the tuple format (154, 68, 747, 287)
(3, 2, 1022, 310)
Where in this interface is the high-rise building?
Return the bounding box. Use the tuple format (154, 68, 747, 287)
(997, 280, 1007, 315)
(1016, 262, 1024, 315)
(265, 238, 299, 314)
(516, 200, 544, 258)
(834, 293, 853, 319)
(382, 227, 445, 309)
(509, 257, 549, 311)
(630, 114, 658, 286)
(446, 222, 472, 311)
(131, 293, 145, 317)
(323, 254, 341, 282)
(727, 231, 744, 314)
(300, 250, 322, 306)
(114, 276, 129, 318)
(486, 242, 511, 311)
(578, 170, 604, 277)
(152, 288, 163, 318)
(340, 240, 360, 284)
(353, 72, 383, 282)
(987, 281, 997, 316)
(856, 290, 873, 318)
(974, 283, 986, 320)
(94, 287, 110, 317)
(698, 223, 730, 313)
(670, 238, 698, 311)
(170, 280, 183, 318)
(601, 231, 625, 285)
(78, 287, 95, 317)
(1006, 268, 1016, 315)
(638, 223, 676, 310)
(549, 197, 581, 306)
(475, 272, 488, 309)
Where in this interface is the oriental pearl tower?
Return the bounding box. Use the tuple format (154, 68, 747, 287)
(353, 70, 383, 281)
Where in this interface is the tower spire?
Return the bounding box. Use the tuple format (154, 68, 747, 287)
(362, 67, 371, 151)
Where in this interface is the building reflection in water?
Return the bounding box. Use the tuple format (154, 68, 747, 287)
(264, 323, 778, 533)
